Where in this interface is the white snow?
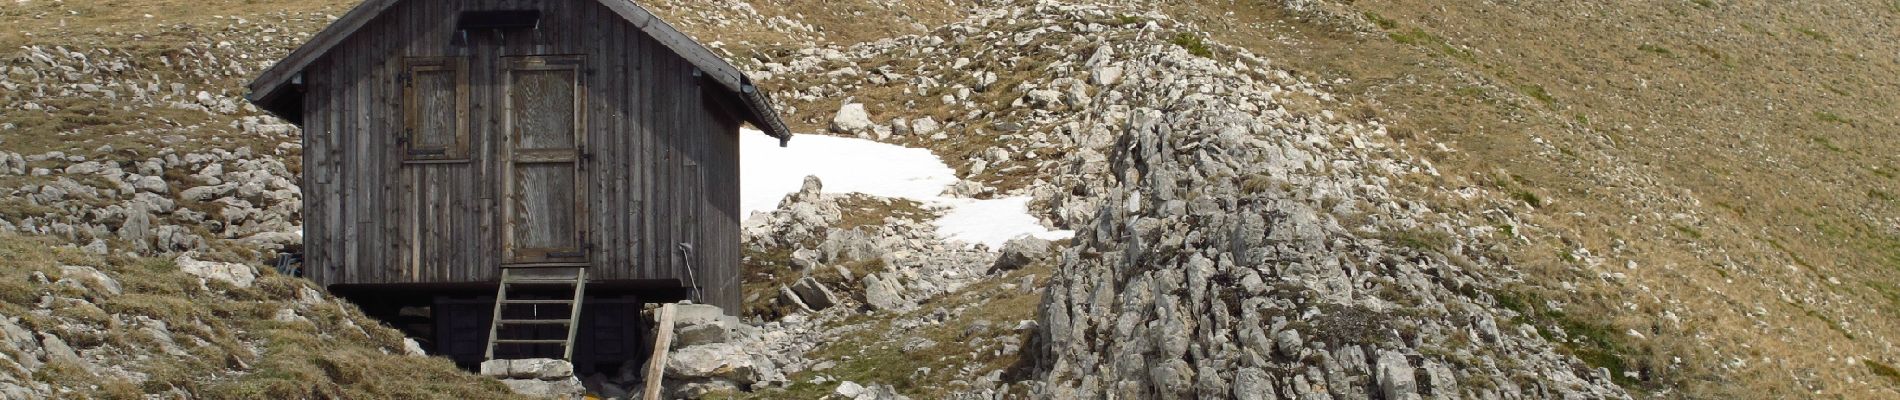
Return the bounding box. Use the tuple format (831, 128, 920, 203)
(740, 129, 1073, 248)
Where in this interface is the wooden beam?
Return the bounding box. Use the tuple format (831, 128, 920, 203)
(642, 303, 677, 400)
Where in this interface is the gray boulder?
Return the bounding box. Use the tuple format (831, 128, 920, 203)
(176, 255, 256, 288)
(789, 277, 838, 310)
(991, 236, 1053, 272)
(862, 273, 914, 312)
(830, 103, 873, 135)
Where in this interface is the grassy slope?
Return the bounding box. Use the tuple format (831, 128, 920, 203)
(0, 234, 521, 399)
(1159, 0, 1900, 397)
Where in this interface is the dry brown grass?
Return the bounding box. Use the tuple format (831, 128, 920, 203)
(0, 0, 353, 48)
(0, 234, 521, 399)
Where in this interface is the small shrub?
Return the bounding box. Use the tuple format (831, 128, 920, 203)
(1795, 27, 1831, 42)
(0, 279, 38, 305)
(1239, 174, 1277, 194)
(1671, 223, 1704, 240)
(1362, 11, 1398, 30)
(1512, 190, 1544, 208)
(1814, 111, 1852, 125)
(1171, 32, 1212, 57)
(1518, 84, 1555, 105)
(1379, 229, 1454, 253)
(1867, 360, 1900, 383)
(1114, 15, 1143, 25)
(1811, 136, 1845, 152)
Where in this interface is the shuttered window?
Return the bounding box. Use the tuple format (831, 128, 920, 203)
(402, 57, 470, 161)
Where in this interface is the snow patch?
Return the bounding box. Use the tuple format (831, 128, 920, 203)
(740, 130, 1072, 248)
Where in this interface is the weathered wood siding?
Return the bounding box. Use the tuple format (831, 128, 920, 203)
(300, 0, 743, 310)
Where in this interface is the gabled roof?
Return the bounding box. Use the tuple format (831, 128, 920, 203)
(244, 0, 790, 142)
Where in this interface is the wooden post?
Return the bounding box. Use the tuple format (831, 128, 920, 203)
(642, 304, 677, 400)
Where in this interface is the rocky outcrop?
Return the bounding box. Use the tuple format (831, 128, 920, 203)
(1015, 5, 1632, 398)
(627, 304, 785, 398)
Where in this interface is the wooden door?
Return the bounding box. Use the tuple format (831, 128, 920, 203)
(501, 55, 588, 265)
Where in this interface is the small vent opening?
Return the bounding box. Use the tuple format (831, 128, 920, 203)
(457, 10, 542, 30)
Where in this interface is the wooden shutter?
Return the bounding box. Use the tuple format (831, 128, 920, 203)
(501, 55, 588, 265)
(402, 57, 470, 161)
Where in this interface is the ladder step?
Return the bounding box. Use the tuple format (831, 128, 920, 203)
(493, 339, 572, 345)
(497, 319, 572, 325)
(503, 278, 583, 284)
(486, 266, 588, 361)
(500, 299, 574, 305)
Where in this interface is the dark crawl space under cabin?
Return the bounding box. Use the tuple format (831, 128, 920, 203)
(243, 0, 792, 375)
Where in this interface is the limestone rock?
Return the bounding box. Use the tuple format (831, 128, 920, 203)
(176, 255, 257, 288)
(991, 236, 1052, 272)
(56, 265, 121, 296)
(830, 103, 873, 135)
(861, 273, 914, 312)
(788, 277, 837, 310)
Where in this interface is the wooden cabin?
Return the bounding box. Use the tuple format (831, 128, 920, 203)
(244, 0, 790, 374)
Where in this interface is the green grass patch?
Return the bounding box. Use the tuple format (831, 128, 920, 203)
(1518, 84, 1555, 105)
(1671, 223, 1705, 240)
(1811, 135, 1845, 152)
(1389, 28, 1478, 64)
(1815, 111, 1853, 125)
(1114, 14, 1144, 25)
(1637, 44, 1672, 55)
(1512, 190, 1545, 208)
(1493, 289, 1648, 389)
(1378, 228, 1454, 253)
(1363, 11, 1399, 30)
(1172, 32, 1213, 57)
(1795, 27, 1831, 42)
(1496, 224, 1517, 237)
(1802, 306, 1854, 339)
(1866, 360, 1900, 384)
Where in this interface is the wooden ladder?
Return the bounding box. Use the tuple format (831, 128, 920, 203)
(484, 266, 588, 361)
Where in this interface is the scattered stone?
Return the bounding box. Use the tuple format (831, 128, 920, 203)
(991, 236, 1052, 272)
(176, 254, 257, 288)
(788, 277, 838, 310)
(862, 274, 914, 312)
(830, 103, 874, 135)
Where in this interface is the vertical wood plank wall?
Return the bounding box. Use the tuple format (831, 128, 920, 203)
(300, 0, 744, 310)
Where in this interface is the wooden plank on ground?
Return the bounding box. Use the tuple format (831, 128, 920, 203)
(642, 303, 677, 400)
